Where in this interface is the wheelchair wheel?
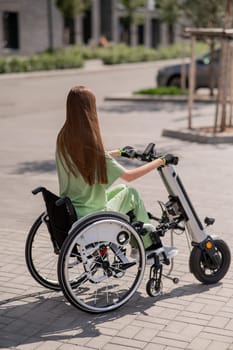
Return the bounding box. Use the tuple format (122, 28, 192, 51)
(58, 212, 146, 313)
(25, 213, 61, 291)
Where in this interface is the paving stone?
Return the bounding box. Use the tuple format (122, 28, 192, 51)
(85, 334, 112, 349)
(206, 340, 229, 350)
(150, 335, 188, 349)
(187, 337, 212, 350)
(134, 327, 158, 342)
(144, 343, 165, 350)
(208, 315, 230, 328)
(110, 336, 146, 348)
(104, 344, 136, 350)
(117, 324, 142, 338)
(200, 331, 233, 344)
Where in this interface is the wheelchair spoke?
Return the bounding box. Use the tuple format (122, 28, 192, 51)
(58, 216, 146, 313)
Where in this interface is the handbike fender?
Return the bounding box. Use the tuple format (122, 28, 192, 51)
(209, 234, 221, 240)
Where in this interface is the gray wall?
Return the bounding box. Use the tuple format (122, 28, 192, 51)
(0, 0, 63, 55)
(0, 0, 182, 56)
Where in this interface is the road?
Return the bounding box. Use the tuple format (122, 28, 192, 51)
(1, 61, 233, 349)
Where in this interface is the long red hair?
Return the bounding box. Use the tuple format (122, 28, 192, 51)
(56, 86, 107, 185)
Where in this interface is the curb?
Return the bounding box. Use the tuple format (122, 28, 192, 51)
(162, 128, 233, 144)
(0, 60, 168, 81)
(104, 94, 216, 104)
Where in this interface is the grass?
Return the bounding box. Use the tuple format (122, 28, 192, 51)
(134, 86, 188, 95)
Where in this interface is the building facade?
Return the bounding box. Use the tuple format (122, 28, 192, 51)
(0, 0, 181, 55)
(0, 0, 63, 55)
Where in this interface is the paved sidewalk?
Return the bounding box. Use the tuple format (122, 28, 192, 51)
(1, 63, 233, 350)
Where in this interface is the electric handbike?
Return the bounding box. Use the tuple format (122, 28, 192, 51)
(25, 143, 231, 314)
(56, 143, 231, 313)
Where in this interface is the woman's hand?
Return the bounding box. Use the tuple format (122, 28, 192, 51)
(160, 154, 179, 166)
(120, 146, 137, 159)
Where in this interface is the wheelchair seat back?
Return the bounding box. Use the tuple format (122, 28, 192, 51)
(32, 187, 77, 249)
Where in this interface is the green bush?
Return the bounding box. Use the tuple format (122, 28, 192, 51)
(0, 51, 84, 74)
(0, 42, 209, 74)
(101, 42, 208, 65)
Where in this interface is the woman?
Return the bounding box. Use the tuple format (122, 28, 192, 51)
(56, 86, 174, 254)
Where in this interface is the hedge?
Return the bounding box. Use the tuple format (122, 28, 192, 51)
(0, 42, 208, 74)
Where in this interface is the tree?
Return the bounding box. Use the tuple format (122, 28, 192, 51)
(56, 0, 91, 45)
(156, 0, 181, 44)
(118, 0, 147, 46)
(183, 0, 225, 28)
(183, 0, 226, 96)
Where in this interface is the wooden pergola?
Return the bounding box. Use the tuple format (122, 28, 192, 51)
(184, 27, 233, 133)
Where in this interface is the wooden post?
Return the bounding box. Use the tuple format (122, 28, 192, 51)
(220, 38, 230, 132)
(214, 34, 225, 134)
(229, 44, 233, 127)
(220, 0, 233, 131)
(188, 34, 196, 130)
(181, 39, 186, 92)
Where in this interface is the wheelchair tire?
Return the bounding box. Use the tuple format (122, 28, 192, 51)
(25, 213, 61, 291)
(58, 212, 146, 313)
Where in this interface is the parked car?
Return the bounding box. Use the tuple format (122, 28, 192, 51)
(156, 49, 220, 89)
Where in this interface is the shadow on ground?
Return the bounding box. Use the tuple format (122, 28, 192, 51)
(13, 160, 56, 175)
(0, 282, 220, 348)
(12, 140, 188, 176)
(99, 101, 209, 115)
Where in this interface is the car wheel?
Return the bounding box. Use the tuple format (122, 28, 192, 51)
(167, 75, 182, 88)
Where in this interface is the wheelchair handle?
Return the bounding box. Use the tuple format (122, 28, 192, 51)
(32, 187, 46, 195)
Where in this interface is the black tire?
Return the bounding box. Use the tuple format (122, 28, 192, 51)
(58, 212, 146, 313)
(146, 278, 162, 297)
(25, 213, 61, 291)
(167, 75, 182, 88)
(189, 239, 231, 284)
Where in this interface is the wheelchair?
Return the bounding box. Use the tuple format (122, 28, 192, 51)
(25, 187, 147, 313)
(26, 144, 231, 313)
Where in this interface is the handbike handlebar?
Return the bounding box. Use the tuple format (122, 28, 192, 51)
(126, 143, 179, 165)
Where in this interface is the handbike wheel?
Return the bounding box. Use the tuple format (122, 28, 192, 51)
(189, 238, 231, 284)
(58, 213, 146, 313)
(25, 213, 61, 291)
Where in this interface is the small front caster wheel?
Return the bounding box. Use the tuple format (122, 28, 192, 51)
(146, 278, 162, 297)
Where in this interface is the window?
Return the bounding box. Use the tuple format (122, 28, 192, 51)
(3, 11, 19, 49)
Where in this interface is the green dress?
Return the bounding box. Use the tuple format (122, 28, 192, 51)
(56, 152, 152, 248)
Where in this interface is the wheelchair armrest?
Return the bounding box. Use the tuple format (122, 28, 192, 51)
(55, 197, 67, 207)
(56, 197, 77, 223)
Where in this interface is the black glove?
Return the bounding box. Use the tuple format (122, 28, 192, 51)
(160, 154, 179, 166)
(120, 146, 137, 159)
